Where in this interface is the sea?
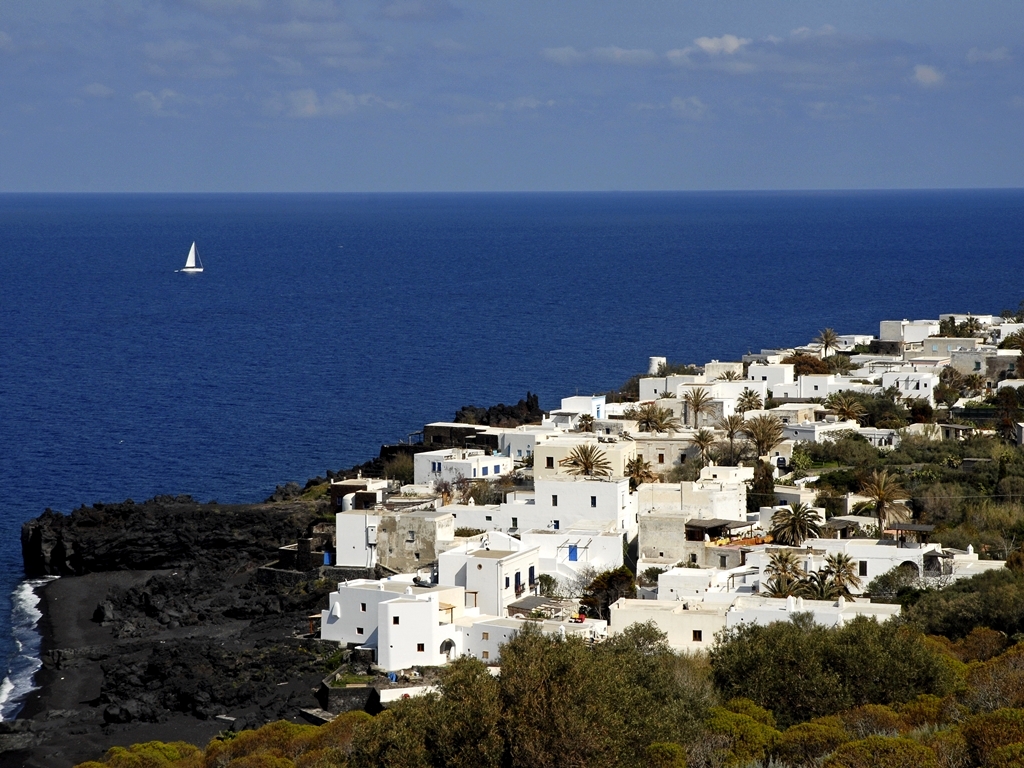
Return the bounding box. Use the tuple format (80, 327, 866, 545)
(1, 190, 1023, 718)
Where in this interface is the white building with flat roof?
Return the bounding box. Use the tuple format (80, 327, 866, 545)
(414, 447, 513, 486)
(438, 539, 541, 615)
(608, 593, 901, 653)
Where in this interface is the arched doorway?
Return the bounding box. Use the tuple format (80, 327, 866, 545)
(440, 639, 456, 660)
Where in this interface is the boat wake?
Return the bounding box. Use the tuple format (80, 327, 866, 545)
(0, 577, 57, 721)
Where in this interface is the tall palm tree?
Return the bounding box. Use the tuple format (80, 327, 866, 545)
(743, 414, 785, 457)
(576, 413, 595, 433)
(769, 502, 822, 546)
(716, 414, 746, 465)
(558, 443, 613, 477)
(825, 392, 866, 423)
(632, 402, 681, 433)
(859, 469, 910, 535)
(683, 386, 715, 428)
(822, 553, 862, 596)
(690, 428, 717, 468)
(737, 388, 763, 414)
(717, 370, 742, 381)
(625, 456, 657, 492)
(814, 328, 840, 358)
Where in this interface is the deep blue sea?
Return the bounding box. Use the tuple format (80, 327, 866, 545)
(1, 190, 1023, 716)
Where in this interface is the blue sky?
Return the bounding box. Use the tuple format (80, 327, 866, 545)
(1, 1, 1023, 191)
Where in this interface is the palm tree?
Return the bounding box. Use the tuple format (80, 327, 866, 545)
(762, 549, 805, 597)
(737, 388, 763, 414)
(558, 443, 613, 477)
(765, 549, 806, 580)
(814, 328, 840, 358)
(683, 386, 715, 428)
(859, 469, 910, 535)
(769, 502, 822, 546)
(625, 456, 657, 492)
(577, 413, 595, 433)
(716, 414, 746, 465)
(632, 402, 681, 433)
(963, 373, 985, 397)
(743, 414, 785, 457)
(691, 428, 717, 468)
(1000, 329, 1024, 351)
(717, 370, 742, 381)
(825, 392, 866, 423)
(797, 570, 843, 600)
(822, 552, 862, 596)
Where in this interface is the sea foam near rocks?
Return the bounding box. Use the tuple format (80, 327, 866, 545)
(0, 577, 56, 720)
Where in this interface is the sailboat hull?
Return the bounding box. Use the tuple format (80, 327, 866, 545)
(179, 267, 204, 273)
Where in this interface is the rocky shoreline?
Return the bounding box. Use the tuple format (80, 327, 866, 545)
(3, 496, 346, 768)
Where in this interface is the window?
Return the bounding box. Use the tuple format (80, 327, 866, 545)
(505, 577, 510, 588)
(393, 616, 400, 625)
(407, 530, 415, 542)
(546, 456, 554, 468)
(417, 643, 424, 652)
(482, 632, 489, 640)
(552, 495, 558, 507)
(485, 515, 492, 521)
(762, 376, 767, 381)
(494, 465, 501, 474)
(590, 496, 597, 508)
(813, 385, 819, 391)
(357, 627, 364, 635)
(974, 362, 982, 371)
(482, 466, 489, 476)
(658, 453, 665, 464)
(689, 554, 697, 564)
(517, 449, 522, 457)
(360, 603, 366, 612)
(473, 468, 477, 477)
(553, 520, 559, 530)
(569, 545, 578, 562)
(658, 551, 664, 557)
(511, 517, 518, 528)
(693, 630, 703, 642)
(482, 651, 490, 660)
(719, 555, 728, 569)
(414, 552, 420, 560)
(858, 561, 868, 577)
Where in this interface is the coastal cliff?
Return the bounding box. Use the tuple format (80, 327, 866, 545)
(8, 497, 344, 768)
(21, 497, 318, 577)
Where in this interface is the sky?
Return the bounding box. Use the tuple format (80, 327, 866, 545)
(1, 1, 1023, 192)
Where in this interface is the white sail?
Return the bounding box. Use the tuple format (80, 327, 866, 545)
(180, 242, 204, 272)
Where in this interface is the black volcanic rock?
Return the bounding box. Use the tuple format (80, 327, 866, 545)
(21, 499, 323, 577)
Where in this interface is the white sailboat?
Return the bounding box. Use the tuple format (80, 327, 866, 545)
(178, 242, 204, 273)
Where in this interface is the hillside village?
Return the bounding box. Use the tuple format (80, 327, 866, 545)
(311, 311, 1024, 674)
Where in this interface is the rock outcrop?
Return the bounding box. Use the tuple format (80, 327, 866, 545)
(21, 498, 325, 577)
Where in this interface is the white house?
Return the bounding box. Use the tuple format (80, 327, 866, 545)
(880, 371, 938, 405)
(747, 363, 795, 390)
(520, 521, 625, 585)
(533, 435, 636, 481)
(335, 510, 381, 569)
(879, 320, 939, 346)
(438, 539, 541, 615)
(609, 593, 900, 653)
(413, 448, 513, 486)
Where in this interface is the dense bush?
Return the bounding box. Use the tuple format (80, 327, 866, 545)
(710, 615, 954, 727)
(821, 735, 939, 768)
(905, 569, 1024, 639)
(774, 720, 849, 767)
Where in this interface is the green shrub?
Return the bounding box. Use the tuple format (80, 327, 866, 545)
(962, 708, 1024, 766)
(821, 735, 939, 768)
(706, 708, 780, 767)
(987, 742, 1024, 768)
(775, 721, 849, 766)
(645, 742, 688, 768)
(724, 697, 776, 729)
(839, 704, 903, 738)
